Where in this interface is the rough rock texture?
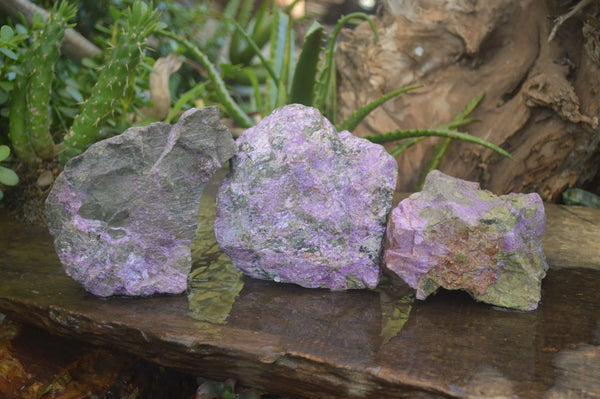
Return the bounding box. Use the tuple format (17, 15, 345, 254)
(46, 107, 235, 297)
(384, 170, 547, 310)
(214, 104, 397, 290)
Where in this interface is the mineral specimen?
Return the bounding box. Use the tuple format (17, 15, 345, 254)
(46, 107, 236, 297)
(214, 104, 397, 290)
(384, 170, 547, 310)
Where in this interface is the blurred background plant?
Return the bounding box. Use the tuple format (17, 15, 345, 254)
(0, 145, 18, 200)
(0, 0, 510, 209)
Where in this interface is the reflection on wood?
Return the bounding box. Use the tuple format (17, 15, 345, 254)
(1, 194, 599, 397)
(188, 191, 244, 324)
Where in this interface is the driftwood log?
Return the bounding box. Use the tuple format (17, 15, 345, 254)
(337, 0, 600, 201)
(0, 0, 101, 61)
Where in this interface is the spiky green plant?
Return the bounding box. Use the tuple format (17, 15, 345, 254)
(25, 1, 77, 161)
(58, 1, 161, 164)
(8, 5, 77, 165)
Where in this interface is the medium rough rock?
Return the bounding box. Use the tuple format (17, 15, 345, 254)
(384, 170, 547, 310)
(214, 104, 397, 290)
(46, 107, 236, 297)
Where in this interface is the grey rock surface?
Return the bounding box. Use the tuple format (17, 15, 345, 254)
(46, 107, 235, 296)
(214, 104, 398, 290)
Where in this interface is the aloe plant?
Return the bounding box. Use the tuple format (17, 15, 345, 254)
(157, 1, 512, 170)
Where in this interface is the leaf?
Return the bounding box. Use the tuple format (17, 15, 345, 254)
(265, 2, 288, 112)
(0, 25, 14, 42)
(65, 85, 84, 103)
(336, 85, 421, 132)
(155, 29, 253, 128)
(230, 19, 278, 84)
(165, 81, 207, 124)
(32, 12, 44, 27)
(244, 67, 264, 117)
(315, 12, 378, 117)
(275, 12, 293, 108)
(365, 128, 513, 159)
(196, 380, 225, 398)
(228, 0, 255, 64)
(0, 165, 19, 186)
(0, 47, 18, 60)
(0, 145, 10, 161)
(415, 93, 486, 190)
(389, 137, 427, 157)
(290, 21, 324, 105)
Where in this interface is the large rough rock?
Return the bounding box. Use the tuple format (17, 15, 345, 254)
(214, 104, 397, 290)
(46, 107, 235, 297)
(384, 170, 547, 310)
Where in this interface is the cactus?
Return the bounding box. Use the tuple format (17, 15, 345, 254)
(26, 1, 77, 161)
(8, 71, 37, 164)
(58, 1, 160, 164)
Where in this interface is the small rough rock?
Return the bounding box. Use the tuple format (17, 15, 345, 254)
(214, 104, 397, 290)
(46, 107, 236, 297)
(384, 170, 547, 310)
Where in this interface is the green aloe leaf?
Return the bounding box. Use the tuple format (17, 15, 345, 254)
(290, 21, 324, 106)
(365, 128, 512, 159)
(206, 0, 241, 61)
(244, 67, 264, 116)
(164, 82, 208, 124)
(390, 137, 426, 157)
(275, 12, 293, 108)
(265, 1, 288, 112)
(336, 85, 421, 132)
(415, 93, 486, 190)
(230, 19, 278, 84)
(156, 30, 253, 128)
(315, 12, 378, 119)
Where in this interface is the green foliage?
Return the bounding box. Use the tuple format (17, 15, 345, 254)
(26, 1, 77, 161)
(562, 187, 600, 208)
(0, 145, 18, 200)
(157, 29, 254, 128)
(196, 378, 260, 399)
(289, 21, 324, 106)
(413, 93, 485, 190)
(366, 127, 511, 158)
(336, 85, 422, 133)
(0, 23, 29, 105)
(0, 1, 176, 167)
(59, 0, 161, 163)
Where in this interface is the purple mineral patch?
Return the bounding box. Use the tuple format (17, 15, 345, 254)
(214, 104, 397, 290)
(384, 170, 547, 310)
(46, 107, 236, 297)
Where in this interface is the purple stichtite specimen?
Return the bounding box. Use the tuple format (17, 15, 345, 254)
(384, 170, 548, 311)
(46, 107, 236, 297)
(214, 104, 397, 290)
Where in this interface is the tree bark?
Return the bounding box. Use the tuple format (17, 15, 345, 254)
(0, 0, 101, 61)
(337, 0, 600, 201)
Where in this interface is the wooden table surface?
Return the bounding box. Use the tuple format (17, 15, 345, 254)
(1, 186, 599, 398)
